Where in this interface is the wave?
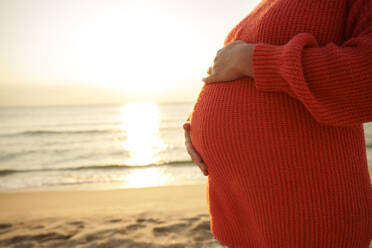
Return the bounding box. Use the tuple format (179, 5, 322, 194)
(0, 129, 116, 137)
(0, 160, 194, 177)
(0, 126, 183, 138)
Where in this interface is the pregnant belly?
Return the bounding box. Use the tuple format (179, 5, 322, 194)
(189, 78, 318, 176)
(190, 80, 372, 248)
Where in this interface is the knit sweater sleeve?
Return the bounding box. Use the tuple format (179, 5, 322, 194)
(251, 0, 372, 126)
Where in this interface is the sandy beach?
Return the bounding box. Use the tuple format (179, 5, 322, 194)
(1, 168, 371, 248)
(0, 183, 227, 248)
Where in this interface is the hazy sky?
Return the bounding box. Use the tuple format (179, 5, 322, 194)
(0, 0, 261, 106)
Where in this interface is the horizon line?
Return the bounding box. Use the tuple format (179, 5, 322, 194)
(0, 100, 195, 108)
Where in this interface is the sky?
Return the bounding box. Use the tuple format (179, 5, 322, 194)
(0, 0, 261, 106)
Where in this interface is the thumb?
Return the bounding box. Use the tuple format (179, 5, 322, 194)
(202, 74, 221, 84)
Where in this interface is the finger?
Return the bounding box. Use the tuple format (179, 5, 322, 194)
(184, 126, 191, 141)
(197, 161, 208, 176)
(185, 140, 199, 160)
(197, 163, 208, 176)
(186, 145, 208, 176)
(185, 143, 208, 175)
(207, 67, 212, 75)
(186, 145, 202, 164)
(184, 128, 208, 176)
(202, 74, 222, 84)
(202, 76, 210, 83)
(183, 122, 190, 131)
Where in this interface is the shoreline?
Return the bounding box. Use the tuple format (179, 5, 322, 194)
(0, 183, 209, 219)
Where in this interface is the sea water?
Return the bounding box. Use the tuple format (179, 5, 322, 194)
(0, 102, 371, 192)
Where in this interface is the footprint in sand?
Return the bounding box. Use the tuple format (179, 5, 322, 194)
(93, 238, 186, 248)
(29, 225, 44, 230)
(0, 224, 12, 229)
(193, 232, 214, 242)
(153, 223, 189, 236)
(117, 223, 145, 236)
(136, 218, 164, 224)
(191, 220, 210, 232)
(67, 221, 85, 229)
(126, 223, 146, 231)
(181, 217, 200, 222)
(0, 232, 72, 247)
(0, 224, 12, 235)
(160, 244, 187, 248)
(107, 218, 122, 223)
(85, 229, 117, 242)
(68, 221, 84, 226)
(189, 220, 213, 242)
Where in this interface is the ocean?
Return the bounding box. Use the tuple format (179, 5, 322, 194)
(0, 102, 371, 192)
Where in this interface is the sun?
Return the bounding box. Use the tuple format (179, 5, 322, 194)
(54, 2, 200, 97)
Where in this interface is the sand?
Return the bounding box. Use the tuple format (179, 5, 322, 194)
(1, 168, 371, 248)
(0, 184, 227, 248)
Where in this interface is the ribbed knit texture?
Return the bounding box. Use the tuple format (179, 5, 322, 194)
(189, 0, 372, 247)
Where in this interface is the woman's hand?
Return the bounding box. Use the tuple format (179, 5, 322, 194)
(183, 122, 208, 176)
(202, 40, 255, 84)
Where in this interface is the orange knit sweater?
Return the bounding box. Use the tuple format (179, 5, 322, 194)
(189, 0, 372, 247)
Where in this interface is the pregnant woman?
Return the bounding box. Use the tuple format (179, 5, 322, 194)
(184, 0, 372, 247)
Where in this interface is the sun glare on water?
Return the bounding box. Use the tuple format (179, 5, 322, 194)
(125, 167, 171, 188)
(120, 101, 167, 166)
(119, 101, 171, 188)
